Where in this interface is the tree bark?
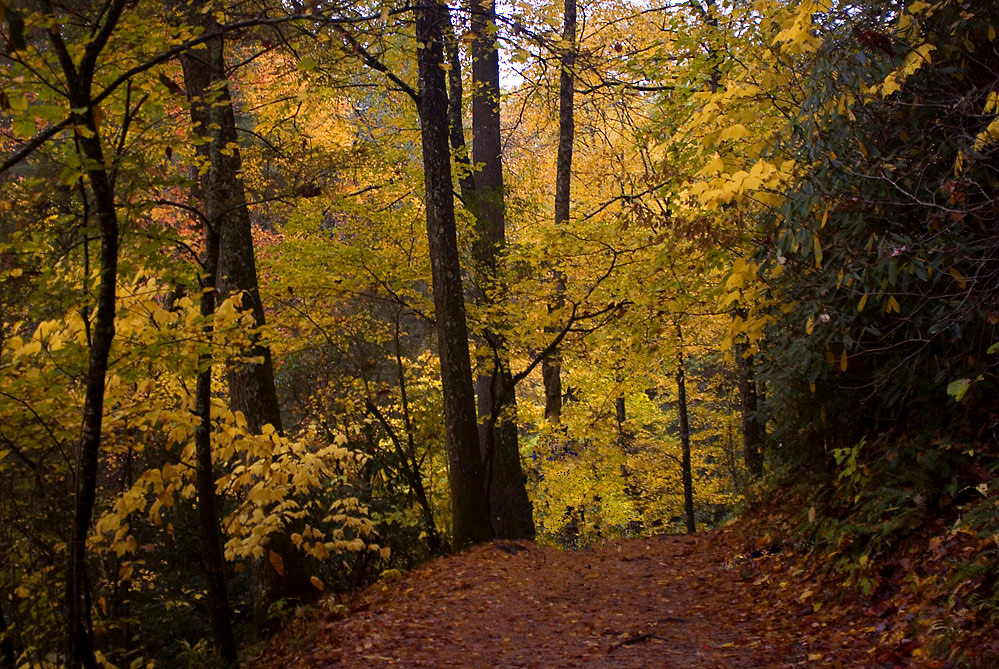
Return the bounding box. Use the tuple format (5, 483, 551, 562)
(191, 214, 238, 666)
(444, 14, 477, 205)
(736, 342, 764, 479)
(543, 0, 576, 424)
(53, 3, 129, 662)
(177, 5, 283, 438)
(468, 0, 534, 540)
(614, 395, 628, 446)
(676, 325, 695, 534)
(416, 0, 493, 550)
(179, 6, 311, 622)
(67, 117, 116, 669)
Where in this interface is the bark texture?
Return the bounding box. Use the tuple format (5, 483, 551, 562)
(416, 0, 493, 549)
(676, 326, 695, 534)
(179, 7, 311, 619)
(55, 3, 129, 662)
(543, 0, 576, 424)
(178, 13, 283, 437)
(191, 217, 238, 666)
(737, 344, 764, 479)
(469, 0, 534, 540)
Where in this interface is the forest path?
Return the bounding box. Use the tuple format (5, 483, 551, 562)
(253, 529, 863, 668)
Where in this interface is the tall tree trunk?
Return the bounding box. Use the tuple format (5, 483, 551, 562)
(543, 0, 576, 423)
(67, 116, 116, 669)
(468, 0, 534, 540)
(444, 14, 477, 205)
(177, 8, 283, 437)
(176, 20, 241, 662)
(736, 342, 764, 479)
(178, 6, 309, 620)
(53, 4, 129, 662)
(676, 325, 695, 534)
(416, 0, 493, 549)
(191, 216, 238, 666)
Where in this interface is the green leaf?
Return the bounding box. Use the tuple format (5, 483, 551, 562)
(12, 118, 34, 139)
(946, 378, 971, 402)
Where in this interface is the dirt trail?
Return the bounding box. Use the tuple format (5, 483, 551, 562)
(253, 529, 857, 668)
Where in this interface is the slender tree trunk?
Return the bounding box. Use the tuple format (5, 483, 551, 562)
(55, 4, 130, 658)
(192, 219, 238, 666)
(543, 0, 576, 423)
(177, 25, 240, 661)
(736, 342, 764, 478)
(416, 0, 492, 549)
(178, 7, 310, 621)
(443, 15, 477, 205)
(468, 0, 534, 539)
(177, 7, 283, 437)
(66, 120, 116, 669)
(676, 325, 695, 534)
(616, 394, 632, 446)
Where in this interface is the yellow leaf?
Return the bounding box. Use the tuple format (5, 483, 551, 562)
(808, 653, 824, 661)
(881, 76, 901, 97)
(950, 268, 967, 289)
(840, 350, 848, 372)
(857, 293, 868, 312)
(310, 575, 325, 591)
(17, 339, 42, 357)
(813, 235, 823, 268)
(697, 155, 725, 176)
(973, 117, 999, 151)
(14, 586, 28, 599)
(719, 124, 751, 142)
(269, 549, 285, 576)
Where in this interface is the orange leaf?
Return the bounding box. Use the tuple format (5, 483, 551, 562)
(269, 549, 285, 577)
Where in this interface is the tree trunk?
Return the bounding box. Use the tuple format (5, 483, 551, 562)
(443, 14, 477, 205)
(615, 395, 631, 445)
(177, 10, 283, 437)
(416, 0, 493, 549)
(468, 0, 534, 540)
(67, 119, 116, 669)
(54, 5, 130, 660)
(191, 216, 238, 666)
(543, 0, 576, 424)
(736, 343, 764, 479)
(179, 7, 311, 621)
(676, 326, 695, 534)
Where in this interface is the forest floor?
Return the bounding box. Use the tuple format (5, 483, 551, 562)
(250, 524, 998, 668)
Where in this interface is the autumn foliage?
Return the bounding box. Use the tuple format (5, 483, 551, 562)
(1, 0, 998, 665)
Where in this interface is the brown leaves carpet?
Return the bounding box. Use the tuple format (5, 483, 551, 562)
(251, 528, 880, 668)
